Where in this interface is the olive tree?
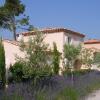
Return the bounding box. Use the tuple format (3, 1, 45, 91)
(15, 29, 52, 85)
(63, 44, 81, 85)
(63, 44, 81, 70)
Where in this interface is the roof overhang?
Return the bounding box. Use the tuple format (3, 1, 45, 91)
(17, 28, 85, 38)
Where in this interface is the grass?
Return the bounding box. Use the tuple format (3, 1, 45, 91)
(54, 87, 78, 100)
(2, 93, 24, 100)
(35, 90, 47, 100)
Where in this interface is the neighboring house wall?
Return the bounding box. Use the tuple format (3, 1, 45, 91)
(84, 39, 100, 50)
(84, 44, 100, 50)
(3, 40, 24, 69)
(83, 39, 100, 70)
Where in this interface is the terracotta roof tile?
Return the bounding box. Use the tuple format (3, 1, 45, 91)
(84, 39, 100, 44)
(18, 28, 85, 37)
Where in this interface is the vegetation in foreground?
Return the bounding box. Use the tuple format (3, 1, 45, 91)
(0, 70, 100, 100)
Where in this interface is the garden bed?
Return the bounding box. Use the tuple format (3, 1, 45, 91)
(0, 70, 100, 100)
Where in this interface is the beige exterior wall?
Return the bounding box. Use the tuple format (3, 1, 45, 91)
(84, 43, 100, 50)
(18, 32, 84, 53)
(44, 32, 64, 53)
(64, 32, 83, 46)
(3, 41, 24, 69)
(18, 32, 64, 53)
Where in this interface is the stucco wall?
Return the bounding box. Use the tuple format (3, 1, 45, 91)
(3, 41, 24, 69)
(44, 32, 64, 53)
(18, 32, 84, 53)
(18, 32, 64, 53)
(84, 43, 100, 50)
(64, 32, 83, 46)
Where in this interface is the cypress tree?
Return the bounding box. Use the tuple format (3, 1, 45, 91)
(52, 42, 60, 74)
(0, 39, 6, 88)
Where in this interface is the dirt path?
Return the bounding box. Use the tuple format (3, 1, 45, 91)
(86, 90, 100, 100)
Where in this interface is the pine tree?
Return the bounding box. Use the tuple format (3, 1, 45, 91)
(0, 0, 32, 40)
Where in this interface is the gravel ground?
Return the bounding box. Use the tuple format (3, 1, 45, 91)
(86, 90, 100, 100)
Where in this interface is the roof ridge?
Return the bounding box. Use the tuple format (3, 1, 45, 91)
(17, 27, 85, 37)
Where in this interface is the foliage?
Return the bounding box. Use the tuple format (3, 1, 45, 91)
(1, 70, 100, 100)
(35, 90, 47, 100)
(62, 69, 91, 76)
(0, 0, 33, 40)
(54, 87, 78, 100)
(16, 29, 53, 85)
(52, 42, 60, 74)
(0, 39, 6, 88)
(81, 48, 93, 68)
(9, 62, 24, 82)
(93, 52, 100, 65)
(63, 44, 81, 69)
(2, 93, 24, 100)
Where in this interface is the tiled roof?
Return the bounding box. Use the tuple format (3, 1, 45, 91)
(18, 28, 85, 37)
(84, 39, 100, 44)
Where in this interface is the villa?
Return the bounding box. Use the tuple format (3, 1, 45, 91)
(3, 28, 85, 70)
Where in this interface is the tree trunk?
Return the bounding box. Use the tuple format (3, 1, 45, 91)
(13, 26, 16, 40)
(12, 16, 17, 40)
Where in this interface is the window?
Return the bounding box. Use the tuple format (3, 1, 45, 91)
(65, 36, 72, 44)
(68, 37, 72, 44)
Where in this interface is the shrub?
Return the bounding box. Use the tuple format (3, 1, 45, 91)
(62, 69, 91, 76)
(9, 62, 24, 82)
(32, 65, 53, 88)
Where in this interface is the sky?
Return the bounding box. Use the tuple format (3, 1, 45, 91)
(0, 0, 100, 40)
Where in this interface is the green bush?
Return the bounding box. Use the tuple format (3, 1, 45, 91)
(9, 62, 24, 82)
(62, 69, 91, 76)
(32, 65, 53, 87)
(9, 61, 53, 87)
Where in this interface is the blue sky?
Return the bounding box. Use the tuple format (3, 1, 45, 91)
(0, 0, 100, 39)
